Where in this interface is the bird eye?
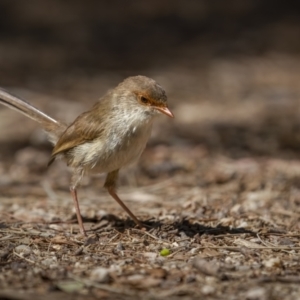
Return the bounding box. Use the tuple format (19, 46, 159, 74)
(140, 96, 149, 104)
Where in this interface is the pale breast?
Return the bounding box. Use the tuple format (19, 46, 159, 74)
(72, 115, 154, 174)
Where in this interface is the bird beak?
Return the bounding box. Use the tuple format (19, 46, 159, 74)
(155, 106, 174, 118)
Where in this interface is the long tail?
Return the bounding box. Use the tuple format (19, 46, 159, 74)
(0, 88, 67, 143)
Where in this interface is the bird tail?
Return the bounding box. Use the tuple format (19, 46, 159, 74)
(0, 88, 66, 144)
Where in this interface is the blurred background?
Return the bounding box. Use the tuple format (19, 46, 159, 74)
(1, 0, 300, 167)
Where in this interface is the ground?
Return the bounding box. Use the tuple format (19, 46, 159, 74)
(1, 56, 300, 299)
(0, 2, 300, 299)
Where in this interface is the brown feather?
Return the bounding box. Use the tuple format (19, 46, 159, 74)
(49, 105, 106, 163)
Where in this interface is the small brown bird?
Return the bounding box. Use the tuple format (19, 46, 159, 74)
(0, 76, 173, 235)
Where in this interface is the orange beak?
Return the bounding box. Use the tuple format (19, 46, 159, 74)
(155, 106, 174, 118)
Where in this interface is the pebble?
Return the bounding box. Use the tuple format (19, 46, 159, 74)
(14, 245, 31, 256)
(90, 267, 110, 283)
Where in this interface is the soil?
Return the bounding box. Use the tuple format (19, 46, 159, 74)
(0, 2, 300, 299)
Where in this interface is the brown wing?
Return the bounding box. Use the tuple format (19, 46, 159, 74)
(48, 109, 104, 165)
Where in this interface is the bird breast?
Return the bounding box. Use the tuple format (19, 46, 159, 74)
(72, 109, 154, 174)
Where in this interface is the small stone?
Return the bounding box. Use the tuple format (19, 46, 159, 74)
(41, 257, 58, 268)
(201, 285, 215, 295)
(189, 247, 199, 255)
(143, 252, 157, 259)
(14, 245, 31, 257)
(115, 242, 124, 251)
(90, 267, 110, 283)
(193, 258, 219, 276)
(237, 221, 248, 228)
(263, 257, 281, 268)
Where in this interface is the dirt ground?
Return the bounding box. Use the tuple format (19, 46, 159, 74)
(0, 2, 300, 300)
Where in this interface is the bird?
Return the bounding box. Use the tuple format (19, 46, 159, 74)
(0, 75, 173, 236)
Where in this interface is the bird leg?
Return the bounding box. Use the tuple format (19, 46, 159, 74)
(104, 170, 143, 228)
(70, 187, 87, 236)
(70, 168, 87, 236)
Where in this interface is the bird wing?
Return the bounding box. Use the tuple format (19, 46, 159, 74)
(48, 110, 104, 165)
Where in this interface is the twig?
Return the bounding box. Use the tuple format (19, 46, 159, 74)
(133, 229, 170, 245)
(13, 251, 38, 265)
(256, 233, 276, 247)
